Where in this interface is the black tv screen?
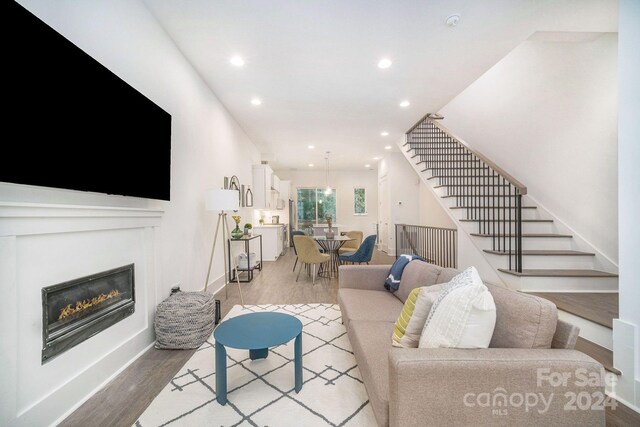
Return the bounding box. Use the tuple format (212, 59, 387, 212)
(3, 1, 172, 201)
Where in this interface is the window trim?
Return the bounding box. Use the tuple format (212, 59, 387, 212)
(296, 187, 337, 224)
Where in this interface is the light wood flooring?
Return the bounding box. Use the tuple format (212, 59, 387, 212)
(60, 249, 639, 426)
(61, 249, 394, 427)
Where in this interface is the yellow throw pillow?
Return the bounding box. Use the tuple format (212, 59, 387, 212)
(392, 284, 446, 348)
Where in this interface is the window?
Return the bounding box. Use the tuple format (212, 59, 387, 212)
(297, 188, 336, 224)
(354, 187, 366, 215)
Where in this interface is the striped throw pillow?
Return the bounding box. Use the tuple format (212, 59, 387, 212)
(392, 284, 446, 348)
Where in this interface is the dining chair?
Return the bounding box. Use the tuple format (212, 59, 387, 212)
(293, 235, 330, 285)
(291, 230, 305, 272)
(338, 230, 363, 254)
(339, 235, 376, 265)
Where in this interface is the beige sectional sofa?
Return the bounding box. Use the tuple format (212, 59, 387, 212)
(338, 260, 606, 427)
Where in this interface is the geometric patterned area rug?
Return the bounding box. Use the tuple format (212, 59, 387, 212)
(134, 304, 376, 427)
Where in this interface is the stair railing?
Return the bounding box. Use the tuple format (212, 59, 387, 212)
(395, 224, 457, 268)
(404, 115, 526, 272)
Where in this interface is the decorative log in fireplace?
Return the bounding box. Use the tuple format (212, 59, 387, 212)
(42, 264, 135, 363)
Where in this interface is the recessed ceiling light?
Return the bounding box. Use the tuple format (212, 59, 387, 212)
(373, 156, 380, 160)
(308, 145, 315, 149)
(445, 14, 461, 27)
(380, 131, 389, 136)
(308, 163, 314, 167)
(251, 98, 262, 106)
(399, 100, 410, 108)
(385, 145, 392, 150)
(377, 58, 392, 69)
(365, 164, 371, 168)
(230, 55, 245, 67)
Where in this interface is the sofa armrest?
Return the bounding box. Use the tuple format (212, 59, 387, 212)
(338, 265, 391, 291)
(389, 348, 606, 427)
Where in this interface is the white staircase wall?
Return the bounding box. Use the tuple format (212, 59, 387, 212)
(438, 32, 619, 265)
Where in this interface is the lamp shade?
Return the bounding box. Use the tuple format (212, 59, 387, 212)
(206, 189, 239, 211)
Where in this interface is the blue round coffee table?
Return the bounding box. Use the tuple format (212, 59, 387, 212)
(213, 312, 303, 405)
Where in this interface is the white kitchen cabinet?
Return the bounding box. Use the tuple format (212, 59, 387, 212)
(281, 180, 291, 200)
(252, 224, 285, 261)
(252, 164, 273, 209)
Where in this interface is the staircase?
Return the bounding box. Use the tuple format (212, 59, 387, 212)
(401, 114, 618, 361)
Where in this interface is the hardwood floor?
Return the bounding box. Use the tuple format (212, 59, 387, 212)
(60, 249, 395, 427)
(59, 249, 639, 426)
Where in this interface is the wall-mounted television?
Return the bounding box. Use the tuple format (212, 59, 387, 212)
(3, 1, 172, 201)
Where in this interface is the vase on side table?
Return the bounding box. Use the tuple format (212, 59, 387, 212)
(232, 226, 244, 239)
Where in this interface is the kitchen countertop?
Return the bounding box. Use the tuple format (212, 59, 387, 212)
(253, 223, 287, 228)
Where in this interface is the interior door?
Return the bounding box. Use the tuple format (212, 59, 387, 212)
(378, 175, 389, 253)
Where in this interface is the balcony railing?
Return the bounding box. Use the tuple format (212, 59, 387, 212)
(395, 224, 457, 268)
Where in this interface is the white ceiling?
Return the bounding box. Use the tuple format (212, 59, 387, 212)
(143, 0, 616, 171)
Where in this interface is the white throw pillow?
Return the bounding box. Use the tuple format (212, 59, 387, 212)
(418, 266, 496, 349)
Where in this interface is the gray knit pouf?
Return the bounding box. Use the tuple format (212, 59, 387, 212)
(154, 291, 216, 349)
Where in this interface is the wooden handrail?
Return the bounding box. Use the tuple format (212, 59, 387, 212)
(408, 117, 527, 195)
(405, 113, 443, 135)
(396, 223, 457, 232)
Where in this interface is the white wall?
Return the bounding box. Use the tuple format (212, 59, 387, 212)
(0, 1, 259, 425)
(378, 153, 422, 254)
(613, 0, 640, 410)
(276, 169, 378, 235)
(440, 33, 618, 263)
(419, 181, 456, 229)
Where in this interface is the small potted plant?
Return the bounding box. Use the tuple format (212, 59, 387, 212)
(244, 223, 253, 236)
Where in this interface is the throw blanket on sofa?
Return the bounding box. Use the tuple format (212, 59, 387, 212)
(384, 254, 424, 292)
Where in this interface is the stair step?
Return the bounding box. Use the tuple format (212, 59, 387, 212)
(498, 269, 618, 278)
(418, 159, 479, 163)
(461, 219, 553, 223)
(435, 184, 510, 188)
(444, 195, 521, 199)
(422, 166, 488, 169)
(472, 233, 571, 238)
(451, 206, 537, 210)
(408, 142, 458, 147)
(527, 292, 617, 328)
(409, 148, 467, 152)
(431, 175, 501, 180)
(485, 249, 595, 256)
(408, 131, 450, 135)
(574, 337, 621, 375)
(411, 155, 470, 162)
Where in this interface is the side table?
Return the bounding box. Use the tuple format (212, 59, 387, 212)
(213, 312, 303, 405)
(227, 234, 263, 283)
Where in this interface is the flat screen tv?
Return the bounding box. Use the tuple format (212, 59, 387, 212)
(3, 1, 172, 201)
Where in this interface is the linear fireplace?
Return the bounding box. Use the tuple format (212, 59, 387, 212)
(41, 264, 135, 363)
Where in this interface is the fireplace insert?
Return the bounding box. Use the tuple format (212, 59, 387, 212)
(41, 264, 135, 363)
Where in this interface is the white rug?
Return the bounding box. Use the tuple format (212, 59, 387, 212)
(134, 304, 376, 427)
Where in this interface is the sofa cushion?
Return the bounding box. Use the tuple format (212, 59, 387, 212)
(392, 284, 446, 348)
(338, 289, 404, 328)
(487, 283, 558, 349)
(436, 267, 459, 284)
(396, 260, 442, 303)
(348, 320, 394, 427)
(419, 267, 496, 349)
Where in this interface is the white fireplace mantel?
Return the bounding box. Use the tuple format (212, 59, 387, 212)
(0, 201, 164, 427)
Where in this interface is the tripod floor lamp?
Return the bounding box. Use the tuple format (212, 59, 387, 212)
(204, 189, 244, 305)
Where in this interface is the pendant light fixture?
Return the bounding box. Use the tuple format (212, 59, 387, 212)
(324, 151, 332, 195)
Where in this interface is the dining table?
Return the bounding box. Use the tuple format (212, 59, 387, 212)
(312, 235, 353, 278)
